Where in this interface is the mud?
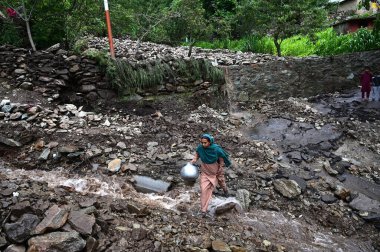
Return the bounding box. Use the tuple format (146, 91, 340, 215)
(0, 80, 380, 251)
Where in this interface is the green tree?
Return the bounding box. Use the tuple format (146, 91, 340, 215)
(111, 0, 173, 43)
(0, 0, 37, 50)
(237, 0, 329, 56)
(165, 0, 210, 47)
(0, 0, 104, 49)
(202, 0, 238, 39)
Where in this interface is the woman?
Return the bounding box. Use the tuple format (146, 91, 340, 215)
(191, 133, 231, 217)
(360, 67, 373, 101)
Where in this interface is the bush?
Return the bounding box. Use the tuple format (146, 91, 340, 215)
(242, 35, 274, 54)
(314, 28, 350, 56)
(281, 36, 316, 56)
(0, 20, 23, 47)
(111, 58, 225, 95)
(346, 28, 379, 52)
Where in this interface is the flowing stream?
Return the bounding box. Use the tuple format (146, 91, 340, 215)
(0, 166, 376, 251)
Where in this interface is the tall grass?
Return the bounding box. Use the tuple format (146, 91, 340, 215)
(281, 36, 316, 56)
(242, 35, 275, 54)
(111, 58, 225, 94)
(194, 39, 246, 51)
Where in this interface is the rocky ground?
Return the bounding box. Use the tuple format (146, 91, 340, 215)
(1, 72, 380, 252)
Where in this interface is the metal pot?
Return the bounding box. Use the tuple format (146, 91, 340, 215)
(180, 163, 199, 182)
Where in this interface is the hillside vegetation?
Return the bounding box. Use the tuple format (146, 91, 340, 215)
(0, 0, 379, 56)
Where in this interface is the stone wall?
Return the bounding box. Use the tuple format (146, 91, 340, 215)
(1, 43, 380, 108)
(0, 45, 115, 106)
(0, 45, 225, 108)
(227, 50, 380, 103)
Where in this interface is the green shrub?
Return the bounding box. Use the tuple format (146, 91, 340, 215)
(346, 28, 379, 52)
(72, 37, 92, 54)
(314, 28, 350, 56)
(111, 58, 224, 94)
(242, 35, 275, 54)
(281, 35, 316, 56)
(0, 20, 23, 47)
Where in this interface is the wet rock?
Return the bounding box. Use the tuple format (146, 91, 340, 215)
(334, 185, 351, 201)
(229, 245, 247, 252)
(322, 160, 338, 175)
(3, 244, 26, 252)
(38, 148, 51, 160)
(132, 226, 148, 241)
(185, 246, 209, 252)
(9, 112, 22, 120)
(27, 231, 86, 252)
(11, 201, 32, 218)
(85, 236, 99, 252)
(107, 158, 122, 172)
(235, 189, 251, 210)
(273, 179, 301, 199)
(116, 142, 127, 149)
(1, 188, 16, 196)
(214, 201, 242, 215)
(0, 136, 22, 147)
(288, 175, 307, 192)
(209, 198, 243, 215)
(321, 194, 338, 204)
(333, 161, 351, 174)
(185, 233, 212, 249)
(286, 151, 302, 163)
(127, 203, 150, 216)
(212, 240, 231, 252)
(349, 193, 380, 214)
(361, 213, 380, 229)
(79, 199, 97, 208)
(0, 235, 7, 248)
(68, 210, 95, 236)
(4, 213, 39, 243)
(33, 204, 69, 235)
(58, 145, 79, 153)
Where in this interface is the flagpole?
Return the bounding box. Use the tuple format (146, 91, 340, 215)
(104, 0, 115, 58)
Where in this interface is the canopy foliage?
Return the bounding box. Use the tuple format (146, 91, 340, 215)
(0, 0, 376, 56)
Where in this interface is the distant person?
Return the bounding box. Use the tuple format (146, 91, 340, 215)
(372, 74, 380, 101)
(191, 133, 231, 218)
(360, 67, 373, 101)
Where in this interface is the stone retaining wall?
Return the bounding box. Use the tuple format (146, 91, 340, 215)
(0, 45, 115, 105)
(1, 44, 380, 107)
(227, 50, 380, 103)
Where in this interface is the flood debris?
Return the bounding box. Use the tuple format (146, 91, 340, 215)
(1, 54, 380, 251)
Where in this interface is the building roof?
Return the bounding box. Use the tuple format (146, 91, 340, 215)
(329, 0, 354, 3)
(332, 15, 376, 26)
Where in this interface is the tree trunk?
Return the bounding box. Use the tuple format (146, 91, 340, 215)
(21, 2, 36, 51)
(25, 19, 36, 51)
(188, 40, 196, 57)
(274, 38, 281, 57)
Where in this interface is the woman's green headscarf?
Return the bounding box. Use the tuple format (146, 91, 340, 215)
(196, 133, 231, 167)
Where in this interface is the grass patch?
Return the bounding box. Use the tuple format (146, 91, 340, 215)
(111, 58, 225, 95)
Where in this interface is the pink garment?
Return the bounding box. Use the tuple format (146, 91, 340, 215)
(199, 157, 227, 212)
(6, 8, 16, 17)
(360, 70, 373, 93)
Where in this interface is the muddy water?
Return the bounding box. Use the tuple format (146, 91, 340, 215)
(335, 140, 380, 168)
(0, 166, 376, 251)
(242, 210, 374, 252)
(249, 118, 341, 147)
